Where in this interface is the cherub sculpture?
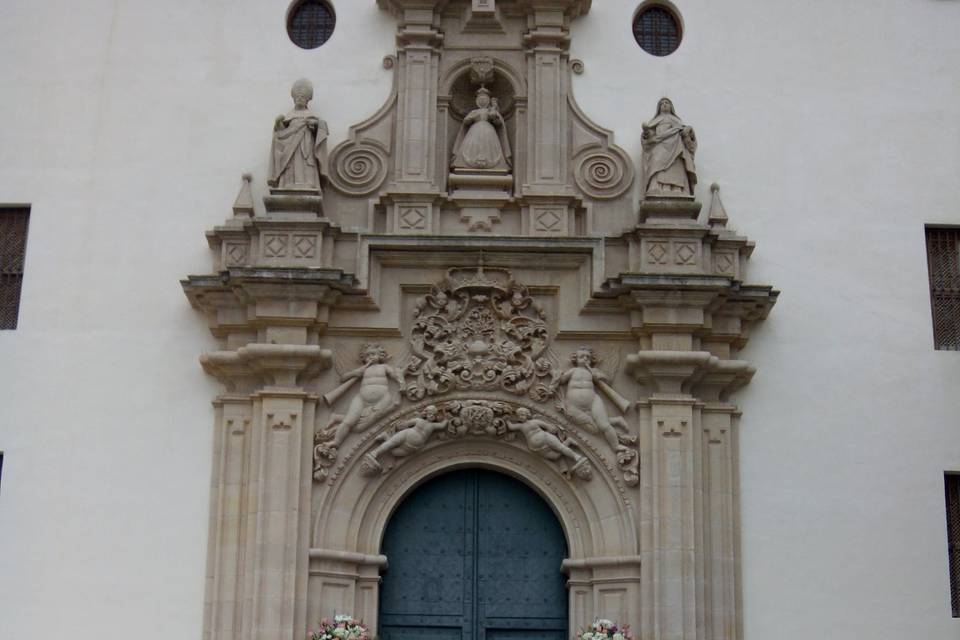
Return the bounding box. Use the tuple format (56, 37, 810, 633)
(556, 347, 634, 452)
(360, 405, 449, 476)
(507, 407, 591, 480)
(320, 343, 405, 450)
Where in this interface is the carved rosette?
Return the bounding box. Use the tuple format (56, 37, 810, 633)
(328, 141, 389, 196)
(405, 267, 558, 401)
(573, 145, 635, 200)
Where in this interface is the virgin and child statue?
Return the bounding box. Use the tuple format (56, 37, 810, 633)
(641, 97, 698, 198)
(451, 87, 512, 172)
(268, 78, 329, 192)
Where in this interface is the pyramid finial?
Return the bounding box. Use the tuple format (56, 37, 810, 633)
(233, 173, 255, 218)
(708, 182, 729, 228)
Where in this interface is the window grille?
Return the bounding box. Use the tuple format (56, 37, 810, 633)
(946, 473, 960, 617)
(287, 0, 336, 50)
(925, 227, 960, 350)
(633, 5, 682, 57)
(0, 207, 29, 330)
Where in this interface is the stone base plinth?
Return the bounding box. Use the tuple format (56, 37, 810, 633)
(449, 170, 513, 232)
(264, 190, 324, 218)
(639, 196, 702, 222)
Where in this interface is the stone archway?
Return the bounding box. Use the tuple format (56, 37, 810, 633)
(307, 399, 642, 638)
(378, 468, 568, 639)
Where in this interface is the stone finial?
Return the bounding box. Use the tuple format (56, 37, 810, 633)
(707, 182, 729, 228)
(232, 173, 255, 218)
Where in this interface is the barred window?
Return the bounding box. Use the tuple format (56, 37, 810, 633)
(633, 4, 682, 57)
(946, 473, 960, 617)
(0, 207, 29, 330)
(925, 226, 960, 350)
(287, 0, 336, 50)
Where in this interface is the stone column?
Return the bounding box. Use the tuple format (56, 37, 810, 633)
(623, 288, 765, 640)
(524, 12, 568, 191)
(519, 3, 577, 235)
(379, 1, 445, 233)
(204, 395, 254, 640)
(306, 550, 389, 637)
(189, 282, 335, 640)
(239, 385, 316, 640)
(564, 556, 644, 634)
(630, 351, 711, 640)
(200, 345, 330, 640)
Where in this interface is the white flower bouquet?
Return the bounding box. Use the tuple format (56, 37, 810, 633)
(309, 614, 372, 640)
(577, 618, 633, 640)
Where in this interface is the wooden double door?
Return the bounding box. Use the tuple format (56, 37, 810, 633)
(379, 469, 568, 640)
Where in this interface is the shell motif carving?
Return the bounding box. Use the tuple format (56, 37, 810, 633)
(573, 146, 635, 200)
(328, 141, 389, 196)
(404, 267, 559, 402)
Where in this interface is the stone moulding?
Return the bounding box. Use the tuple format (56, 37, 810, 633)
(568, 96, 636, 201)
(327, 67, 397, 197)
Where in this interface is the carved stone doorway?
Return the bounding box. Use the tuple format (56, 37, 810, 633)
(379, 469, 568, 640)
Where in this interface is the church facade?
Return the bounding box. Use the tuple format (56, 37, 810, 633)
(1, 2, 959, 640)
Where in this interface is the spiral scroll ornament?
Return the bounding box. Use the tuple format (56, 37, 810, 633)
(328, 143, 389, 196)
(573, 147, 635, 200)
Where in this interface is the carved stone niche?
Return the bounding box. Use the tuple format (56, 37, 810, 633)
(446, 57, 516, 232)
(309, 0, 637, 237)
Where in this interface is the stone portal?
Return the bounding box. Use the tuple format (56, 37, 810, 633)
(182, 2, 777, 639)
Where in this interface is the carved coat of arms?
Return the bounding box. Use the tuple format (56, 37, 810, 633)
(404, 266, 558, 401)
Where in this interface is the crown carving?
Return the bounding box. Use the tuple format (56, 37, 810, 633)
(445, 265, 512, 294)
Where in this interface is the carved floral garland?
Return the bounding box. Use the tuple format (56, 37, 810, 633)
(358, 399, 593, 481)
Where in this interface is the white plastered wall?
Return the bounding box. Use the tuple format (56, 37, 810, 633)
(0, 1, 959, 639)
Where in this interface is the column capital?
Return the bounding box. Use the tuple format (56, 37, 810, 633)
(625, 350, 755, 399)
(201, 344, 333, 391)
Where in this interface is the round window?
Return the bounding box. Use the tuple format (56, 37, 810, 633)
(633, 4, 682, 57)
(287, 0, 336, 50)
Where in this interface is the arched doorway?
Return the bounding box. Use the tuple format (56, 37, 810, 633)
(379, 469, 569, 640)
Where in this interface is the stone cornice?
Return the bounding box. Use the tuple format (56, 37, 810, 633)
(377, 0, 591, 18)
(201, 344, 333, 389)
(182, 268, 351, 337)
(625, 350, 755, 399)
(608, 274, 778, 344)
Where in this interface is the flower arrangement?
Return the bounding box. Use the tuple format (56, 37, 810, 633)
(309, 614, 372, 640)
(577, 618, 633, 640)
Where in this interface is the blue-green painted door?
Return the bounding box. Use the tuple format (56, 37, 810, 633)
(379, 470, 568, 640)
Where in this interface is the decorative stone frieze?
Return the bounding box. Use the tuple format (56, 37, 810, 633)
(355, 400, 593, 480)
(183, 2, 777, 640)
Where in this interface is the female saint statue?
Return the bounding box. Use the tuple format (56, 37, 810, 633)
(451, 87, 512, 171)
(268, 78, 328, 192)
(641, 97, 697, 197)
